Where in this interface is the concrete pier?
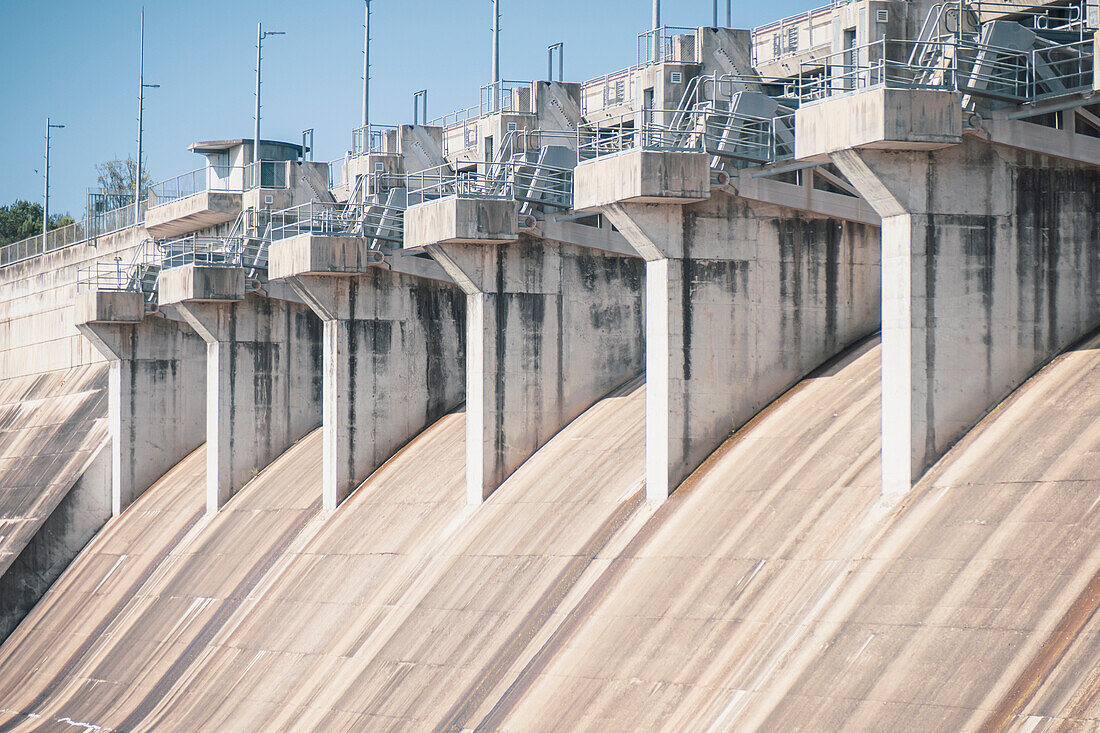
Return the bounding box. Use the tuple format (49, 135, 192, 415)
(575, 149, 881, 500)
(270, 234, 465, 509)
(75, 291, 207, 514)
(801, 88, 1100, 492)
(159, 265, 322, 511)
(406, 197, 644, 503)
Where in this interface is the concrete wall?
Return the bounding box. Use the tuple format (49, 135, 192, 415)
(175, 294, 323, 511)
(605, 192, 881, 499)
(0, 441, 110, 642)
(287, 267, 466, 509)
(427, 236, 645, 502)
(0, 226, 148, 380)
(77, 315, 207, 515)
(833, 136, 1100, 491)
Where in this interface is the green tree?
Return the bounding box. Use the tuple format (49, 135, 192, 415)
(94, 158, 152, 210)
(0, 200, 73, 246)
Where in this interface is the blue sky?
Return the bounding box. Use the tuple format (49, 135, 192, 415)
(0, 0, 817, 216)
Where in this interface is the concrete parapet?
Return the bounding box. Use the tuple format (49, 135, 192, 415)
(268, 234, 386, 279)
(423, 236, 644, 503)
(144, 191, 242, 238)
(796, 88, 963, 161)
(174, 295, 322, 511)
(573, 149, 711, 210)
(602, 186, 881, 501)
(74, 291, 146, 324)
(76, 313, 206, 514)
(277, 264, 465, 509)
(404, 197, 519, 249)
(831, 136, 1100, 492)
(158, 264, 245, 304)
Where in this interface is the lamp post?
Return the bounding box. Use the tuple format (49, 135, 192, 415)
(254, 22, 285, 185)
(135, 7, 160, 224)
(43, 118, 65, 238)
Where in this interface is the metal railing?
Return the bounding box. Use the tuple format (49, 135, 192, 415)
(407, 161, 573, 210)
(578, 108, 796, 165)
(75, 240, 161, 304)
(154, 232, 268, 272)
(351, 123, 397, 155)
(430, 80, 534, 130)
(269, 199, 403, 246)
(0, 198, 150, 268)
(149, 165, 244, 207)
(638, 26, 699, 65)
(328, 154, 348, 190)
(581, 64, 641, 115)
(751, 0, 851, 66)
(797, 36, 1093, 104)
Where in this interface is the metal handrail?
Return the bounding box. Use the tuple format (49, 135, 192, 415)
(797, 35, 1093, 104)
(0, 198, 150, 269)
(149, 165, 245, 207)
(638, 26, 700, 65)
(351, 123, 398, 155)
(407, 160, 574, 210)
(269, 199, 403, 246)
(154, 233, 267, 271)
(578, 107, 796, 165)
(430, 80, 534, 129)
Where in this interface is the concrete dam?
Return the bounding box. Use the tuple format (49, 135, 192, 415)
(2, 0, 1100, 729)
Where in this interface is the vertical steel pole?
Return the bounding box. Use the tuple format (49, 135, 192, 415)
(362, 0, 370, 130)
(652, 0, 661, 61)
(135, 8, 145, 224)
(254, 22, 262, 174)
(713, 0, 718, 26)
(43, 118, 50, 238)
(727, 0, 732, 26)
(492, 0, 501, 111)
(559, 44, 564, 80)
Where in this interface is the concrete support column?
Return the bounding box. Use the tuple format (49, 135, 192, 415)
(831, 138, 1100, 492)
(76, 296, 206, 515)
(285, 270, 465, 510)
(599, 189, 880, 502)
(426, 238, 644, 503)
(174, 294, 322, 512)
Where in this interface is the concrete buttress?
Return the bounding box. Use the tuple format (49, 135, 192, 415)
(279, 267, 465, 510)
(75, 293, 207, 515)
(829, 137, 1100, 492)
(576, 149, 881, 500)
(160, 266, 323, 511)
(407, 196, 644, 503)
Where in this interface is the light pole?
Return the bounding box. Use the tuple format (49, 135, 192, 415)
(254, 22, 285, 185)
(135, 7, 160, 224)
(43, 118, 65, 238)
(362, 0, 370, 131)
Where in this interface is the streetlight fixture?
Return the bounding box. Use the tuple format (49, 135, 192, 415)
(135, 7, 160, 225)
(254, 22, 285, 186)
(43, 118, 65, 238)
